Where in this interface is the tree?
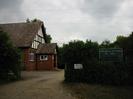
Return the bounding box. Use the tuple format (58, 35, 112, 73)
(0, 30, 21, 80)
(26, 18, 30, 23)
(100, 40, 111, 48)
(45, 34, 52, 43)
(114, 36, 128, 48)
(58, 40, 99, 66)
(127, 32, 133, 49)
(26, 18, 41, 23)
(112, 32, 133, 65)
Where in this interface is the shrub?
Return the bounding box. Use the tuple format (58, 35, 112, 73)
(65, 61, 132, 85)
(0, 30, 21, 80)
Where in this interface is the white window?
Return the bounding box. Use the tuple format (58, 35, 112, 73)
(38, 28, 44, 37)
(42, 39, 45, 43)
(31, 41, 36, 49)
(31, 42, 34, 48)
(38, 36, 42, 42)
(35, 41, 39, 49)
(29, 53, 34, 61)
(31, 41, 39, 49)
(35, 35, 38, 41)
(40, 55, 48, 61)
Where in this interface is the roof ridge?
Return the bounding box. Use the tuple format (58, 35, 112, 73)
(0, 21, 43, 25)
(0, 22, 26, 25)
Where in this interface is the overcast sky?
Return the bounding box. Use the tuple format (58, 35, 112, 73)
(0, 0, 133, 45)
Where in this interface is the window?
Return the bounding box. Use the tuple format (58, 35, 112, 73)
(38, 36, 42, 42)
(31, 41, 36, 49)
(35, 35, 38, 41)
(29, 53, 34, 61)
(42, 39, 45, 43)
(31, 41, 39, 49)
(40, 55, 48, 61)
(31, 42, 34, 48)
(55, 49, 57, 54)
(35, 41, 39, 49)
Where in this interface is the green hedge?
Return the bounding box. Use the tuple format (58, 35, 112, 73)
(0, 30, 21, 81)
(65, 62, 133, 85)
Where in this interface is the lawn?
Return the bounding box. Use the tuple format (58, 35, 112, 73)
(63, 83, 133, 99)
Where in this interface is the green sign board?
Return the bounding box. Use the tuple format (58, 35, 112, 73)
(99, 48, 123, 62)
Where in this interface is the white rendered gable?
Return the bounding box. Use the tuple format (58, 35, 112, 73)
(31, 28, 45, 49)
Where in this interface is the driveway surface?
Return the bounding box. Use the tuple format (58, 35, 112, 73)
(0, 70, 76, 99)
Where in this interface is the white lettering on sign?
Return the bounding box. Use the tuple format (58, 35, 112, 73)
(74, 64, 83, 69)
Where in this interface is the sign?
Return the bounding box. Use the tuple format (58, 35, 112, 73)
(74, 64, 83, 69)
(99, 48, 123, 62)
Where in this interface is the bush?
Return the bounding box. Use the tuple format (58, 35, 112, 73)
(65, 61, 132, 85)
(61, 39, 133, 85)
(0, 30, 21, 80)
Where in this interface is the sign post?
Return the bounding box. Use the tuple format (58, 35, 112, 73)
(99, 48, 123, 62)
(74, 64, 83, 69)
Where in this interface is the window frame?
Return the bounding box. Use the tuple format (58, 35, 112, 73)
(29, 53, 35, 61)
(40, 55, 48, 61)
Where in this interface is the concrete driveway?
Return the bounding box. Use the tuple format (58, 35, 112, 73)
(0, 70, 76, 99)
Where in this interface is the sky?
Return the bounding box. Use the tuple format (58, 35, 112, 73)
(0, 0, 133, 45)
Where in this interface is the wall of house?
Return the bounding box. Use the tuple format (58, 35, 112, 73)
(55, 55, 57, 68)
(20, 48, 57, 71)
(31, 28, 45, 49)
(22, 48, 36, 71)
(36, 54, 55, 70)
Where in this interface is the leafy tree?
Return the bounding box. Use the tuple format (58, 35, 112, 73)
(45, 34, 52, 43)
(0, 30, 21, 80)
(114, 33, 133, 63)
(58, 40, 99, 66)
(114, 36, 128, 48)
(127, 32, 133, 49)
(26, 18, 30, 23)
(100, 40, 111, 48)
(26, 18, 41, 23)
(58, 33, 133, 84)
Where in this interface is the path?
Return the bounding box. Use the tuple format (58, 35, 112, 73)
(0, 70, 76, 99)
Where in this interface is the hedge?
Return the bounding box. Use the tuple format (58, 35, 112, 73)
(65, 62, 133, 85)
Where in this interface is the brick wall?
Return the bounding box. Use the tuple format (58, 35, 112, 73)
(21, 48, 57, 71)
(36, 54, 55, 70)
(22, 48, 36, 71)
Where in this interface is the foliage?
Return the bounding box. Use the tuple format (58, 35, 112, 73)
(45, 34, 52, 43)
(114, 32, 133, 64)
(26, 18, 41, 23)
(58, 40, 99, 68)
(26, 18, 30, 23)
(114, 36, 128, 48)
(114, 32, 133, 49)
(100, 40, 115, 48)
(65, 62, 133, 85)
(100, 40, 111, 48)
(0, 30, 21, 80)
(63, 32, 133, 85)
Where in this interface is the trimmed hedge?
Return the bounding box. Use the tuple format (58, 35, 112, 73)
(65, 62, 133, 85)
(0, 30, 21, 81)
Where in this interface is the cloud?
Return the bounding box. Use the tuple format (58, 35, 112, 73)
(80, 0, 125, 20)
(0, 0, 133, 45)
(21, 0, 133, 45)
(0, 0, 24, 23)
(0, 0, 22, 8)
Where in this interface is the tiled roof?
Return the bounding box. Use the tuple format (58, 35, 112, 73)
(37, 43, 57, 54)
(0, 21, 45, 47)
